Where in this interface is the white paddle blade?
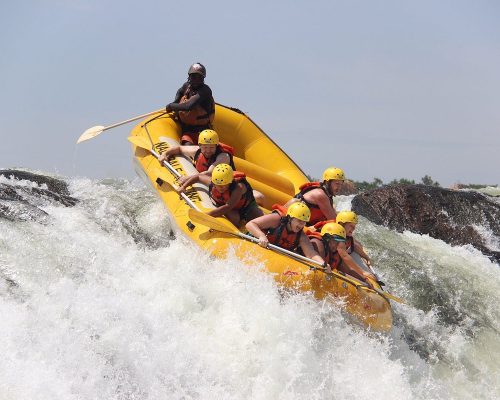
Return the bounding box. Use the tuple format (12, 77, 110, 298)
(76, 125, 105, 144)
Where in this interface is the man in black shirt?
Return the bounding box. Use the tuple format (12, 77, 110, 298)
(166, 63, 215, 145)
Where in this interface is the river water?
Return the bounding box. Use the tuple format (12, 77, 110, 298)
(0, 174, 498, 399)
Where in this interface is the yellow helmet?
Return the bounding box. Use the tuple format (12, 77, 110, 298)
(198, 129, 219, 145)
(320, 222, 346, 242)
(286, 202, 311, 222)
(211, 163, 234, 185)
(336, 211, 358, 225)
(322, 167, 345, 182)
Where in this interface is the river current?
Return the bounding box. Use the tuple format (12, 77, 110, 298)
(0, 173, 498, 399)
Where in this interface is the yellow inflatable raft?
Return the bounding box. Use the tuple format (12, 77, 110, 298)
(129, 104, 393, 332)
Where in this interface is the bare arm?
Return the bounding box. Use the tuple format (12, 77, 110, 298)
(158, 145, 181, 164)
(284, 198, 299, 207)
(353, 239, 371, 264)
(311, 190, 337, 220)
(245, 213, 281, 247)
(208, 153, 231, 172)
(338, 243, 376, 285)
(177, 174, 200, 193)
(175, 173, 211, 193)
(159, 145, 198, 164)
(299, 233, 324, 264)
(208, 183, 246, 218)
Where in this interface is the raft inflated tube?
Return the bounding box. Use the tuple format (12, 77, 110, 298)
(233, 157, 296, 196)
(245, 177, 293, 210)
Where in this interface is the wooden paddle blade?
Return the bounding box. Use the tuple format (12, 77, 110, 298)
(188, 209, 240, 236)
(77, 126, 105, 144)
(128, 135, 152, 150)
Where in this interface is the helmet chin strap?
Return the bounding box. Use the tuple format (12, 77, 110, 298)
(322, 181, 332, 197)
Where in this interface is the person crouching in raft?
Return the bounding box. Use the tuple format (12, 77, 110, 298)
(335, 211, 375, 271)
(158, 129, 236, 192)
(285, 167, 345, 226)
(307, 222, 376, 288)
(245, 202, 325, 264)
(195, 163, 264, 226)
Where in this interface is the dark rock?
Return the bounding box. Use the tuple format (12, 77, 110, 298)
(352, 184, 500, 263)
(338, 180, 358, 195)
(0, 169, 71, 195)
(0, 169, 78, 222)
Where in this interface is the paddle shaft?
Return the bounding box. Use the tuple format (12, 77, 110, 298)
(187, 208, 404, 303)
(127, 135, 198, 209)
(103, 109, 166, 132)
(264, 236, 401, 302)
(150, 152, 200, 211)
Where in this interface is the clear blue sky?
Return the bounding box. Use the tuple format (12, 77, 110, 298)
(1, 0, 499, 186)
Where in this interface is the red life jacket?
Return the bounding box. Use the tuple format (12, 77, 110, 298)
(209, 171, 254, 210)
(265, 204, 302, 251)
(306, 230, 342, 270)
(294, 182, 333, 226)
(193, 143, 236, 173)
(324, 247, 342, 270)
(312, 219, 336, 231)
(178, 84, 215, 127)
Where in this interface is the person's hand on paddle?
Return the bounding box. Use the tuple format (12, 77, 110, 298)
(363, 273, 377, 289)
(257, 235, 269, 248)
(176, 175, 190, 186)
(158, 152, 170, 164)
(323, 262, 332, 274)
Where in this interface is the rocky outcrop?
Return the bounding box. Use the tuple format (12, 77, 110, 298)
(0, 170, 77, 222)
(338, 180, 358, 195)
(352, 184, 500, 262)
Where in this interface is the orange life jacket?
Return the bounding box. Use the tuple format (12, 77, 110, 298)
(209, 171, 254, 210)
(312, 219, 336, 231)
(324, 247, 342, 270)
(178, 84, 215, 127)
(194, 143, 236, 173)
(306, 230, 342, 270)
(265, 204, 302, 251)
(294, 182, 333, 226)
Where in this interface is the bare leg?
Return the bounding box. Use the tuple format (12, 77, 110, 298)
(244, 204, 264, 223)
(225, 209, 241, 227)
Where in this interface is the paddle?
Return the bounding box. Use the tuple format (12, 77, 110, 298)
(128, 135, 183, 179)
(127, 135, 200, 210)
(188, 209, 404, 303)
(153, 167, 200, 211)
(188, 208, 330, 268)
(77, 109, 169, 144)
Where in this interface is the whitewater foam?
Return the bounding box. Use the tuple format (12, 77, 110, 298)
(0, 175, 498, 399)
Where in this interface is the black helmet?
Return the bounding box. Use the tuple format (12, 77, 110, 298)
(188, 62, 206, 78)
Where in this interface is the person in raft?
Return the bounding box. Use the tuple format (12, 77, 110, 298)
(245, 202, 325, 264)
(165, 62, 215, 145)
(306, 222, 376, 287)
(335, 211, 369, 260)
(158, 129, 236, 192)
(335, 210, 378, 279)
(194, 163, 263, 226)
(285, 167, 345, 227)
